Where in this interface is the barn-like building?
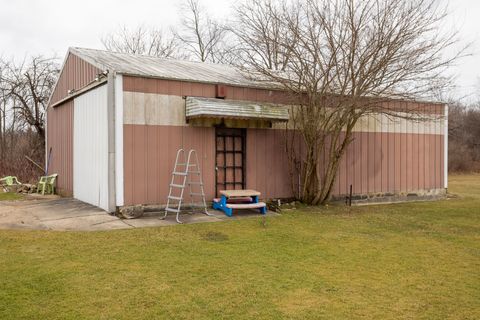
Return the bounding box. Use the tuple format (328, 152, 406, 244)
(46, 47, 448, 212)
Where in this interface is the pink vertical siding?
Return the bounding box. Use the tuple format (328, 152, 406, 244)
(46, 53, 101, 196)
(123, 125, 296, 206)
(121, 76, 446, 205)
(46, 100, 74, 196)
(123, 125, 216, 206)
(123, 124, 445, 206)
(50, 53, 101, 105)
(328, 132, 442, 197)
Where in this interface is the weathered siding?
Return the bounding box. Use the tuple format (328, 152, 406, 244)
(123, 76, 443, 114)
(50, 53, 101, 105)
(122, 126, 445, 206)
(123, 76, 292, 105)
(332, 132, 444, 197)
(121, 81, 446, 206)
(46, 100, 73, 196)
(123, 125, 216, 206)
(123, 125, 294, 206)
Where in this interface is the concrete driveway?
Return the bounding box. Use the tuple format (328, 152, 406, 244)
(0, 196, 270, 231)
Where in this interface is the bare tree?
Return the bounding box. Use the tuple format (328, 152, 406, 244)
(232, 0, 295, 70)
(449, 102, 480, 172)
(0, 59, 7, 161)
(0, 55, 59, 140)
(0, 56, 51, 181)
(176, 0, 229, 63)
(101, 25, 182, 58)
(242, 0, 466, 204)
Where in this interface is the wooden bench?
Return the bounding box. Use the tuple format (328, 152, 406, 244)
(213, 197, 252, 204)
(213, 189, 267, 216)
(226, 202, 267, 209)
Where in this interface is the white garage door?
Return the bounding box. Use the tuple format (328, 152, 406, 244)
(73, 85, 109, 211)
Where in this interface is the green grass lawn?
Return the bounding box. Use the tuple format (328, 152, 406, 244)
(0, 192, 23, 201)
(1, 175, 479, 319)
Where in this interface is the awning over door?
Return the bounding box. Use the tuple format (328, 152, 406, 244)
(186, 97, 290, 122)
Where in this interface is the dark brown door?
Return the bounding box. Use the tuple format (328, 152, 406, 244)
(215, 128, 246, 197)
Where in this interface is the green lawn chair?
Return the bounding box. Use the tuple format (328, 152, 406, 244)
(37, 174, 58, 195)
(0, 176, 21, 191)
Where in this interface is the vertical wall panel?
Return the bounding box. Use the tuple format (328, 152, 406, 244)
(381, 133, 388, 193)
(146, 125, 159, 203)
(246, 129, 257, 193)
(346, 135, 356, 195)
(123, 125, 134, 206)
(374, 132, 382, 193)
(387, 132, 395, 193)
(360, 132, 368, 193)
(353, 133, 361, 194)
(46, 100, 74, 195)
(73, 85, 109, 210)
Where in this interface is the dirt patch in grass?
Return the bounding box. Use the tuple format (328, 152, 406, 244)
(201, 231, 229, 242)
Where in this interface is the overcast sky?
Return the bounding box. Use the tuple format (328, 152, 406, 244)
(0, 0, 478, 101)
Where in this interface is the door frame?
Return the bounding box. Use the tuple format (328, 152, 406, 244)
(215, 127, 246, 197)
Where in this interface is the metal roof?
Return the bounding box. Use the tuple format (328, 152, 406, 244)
(186, 97, 290, 122)
(67, 48, 446, 106)
(69, 47, 275, 89)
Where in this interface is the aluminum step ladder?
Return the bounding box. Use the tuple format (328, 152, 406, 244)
(162, 149, 212, 223)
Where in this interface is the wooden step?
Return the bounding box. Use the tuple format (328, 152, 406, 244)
(226, 202, 266, 209)
(213, 197, 253, 203)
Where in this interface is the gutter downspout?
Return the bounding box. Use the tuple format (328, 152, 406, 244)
(444, 104, 448, 191)
(45, 107, 48, 174)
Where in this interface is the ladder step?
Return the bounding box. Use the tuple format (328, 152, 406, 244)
(168, 196, 182, 200)
(165, 207, 179, 213)
(190, 192, 204, 196)
(170, 183, 184, 188)
(173, 172, 187, 176)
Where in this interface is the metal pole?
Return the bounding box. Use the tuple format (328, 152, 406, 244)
(349, 184, 353, 206)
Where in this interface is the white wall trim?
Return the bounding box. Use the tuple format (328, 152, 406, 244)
(444, 104, 448, 189)
(44, 106, 48, 173)
(115, 74, 124, 206)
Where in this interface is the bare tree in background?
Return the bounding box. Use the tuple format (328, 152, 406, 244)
(232, 0, 295, 70)
(0, 60, 7, 161)
(0, 56, 58, 181)
(449, 102, 480, 172)
(176, 0, 229, 63)
(242, 0, 465, 204)
(0, 56, 59, 140)
(101, 25, 182, 58)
